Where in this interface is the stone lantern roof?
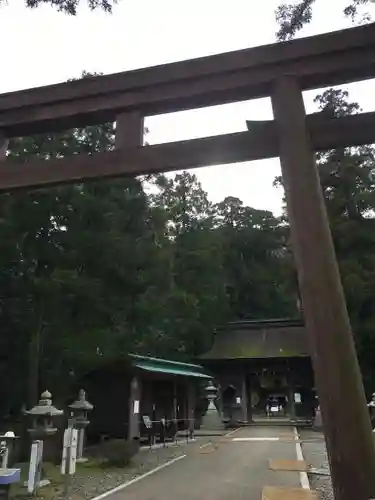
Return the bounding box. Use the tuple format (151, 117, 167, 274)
(26, 390, 64, 417)
(69, 389, 93, 412)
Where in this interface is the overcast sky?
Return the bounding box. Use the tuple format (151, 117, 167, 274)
(1, 0, 374, 214)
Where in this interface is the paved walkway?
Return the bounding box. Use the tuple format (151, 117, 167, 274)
(102, 426, 306, 500)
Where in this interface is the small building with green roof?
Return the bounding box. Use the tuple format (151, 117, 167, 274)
(80, 353, 211, 445)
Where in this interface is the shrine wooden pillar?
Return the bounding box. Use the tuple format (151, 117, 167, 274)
(128, 376, 142, 440)
(271, 76, 375, 500)
(241, 373, 248, 424)
(286, 363, 296, 420)
(245, 375, 253, 423)
(172, 381, 178, 435)
(186, 381, 195, 437)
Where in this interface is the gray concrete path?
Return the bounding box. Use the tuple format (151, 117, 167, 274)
(103, 426, 304, 500)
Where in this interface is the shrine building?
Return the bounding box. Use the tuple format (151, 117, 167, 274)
(200, 318, 315, 425)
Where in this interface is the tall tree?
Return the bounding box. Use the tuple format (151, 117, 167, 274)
(147, 172, 228, 358)
(213, 196, 297, 320)
(0, 116, 162, 408)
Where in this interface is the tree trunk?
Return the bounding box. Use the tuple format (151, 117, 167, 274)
(27, 312, 43, 408)
(28, 333, 40, 408)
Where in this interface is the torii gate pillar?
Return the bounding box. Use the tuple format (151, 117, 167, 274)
(271, 76, 375, 500)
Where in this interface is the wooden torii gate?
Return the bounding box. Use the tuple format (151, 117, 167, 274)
(1, 22, 375, 500)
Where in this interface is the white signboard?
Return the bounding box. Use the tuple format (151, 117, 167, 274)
(294, 393, 302, 403)
(134, 400, 140, 414)
(236, 397, 241, 404)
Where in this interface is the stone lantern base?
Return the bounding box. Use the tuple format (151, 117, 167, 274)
(313, 406, 323, 431)
(200, 401, 225, 434)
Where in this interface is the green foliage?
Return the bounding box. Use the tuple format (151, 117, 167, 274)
(0, 0, 114, 15)
(276, 0, 372, 41)
(276, 0, 315, 41)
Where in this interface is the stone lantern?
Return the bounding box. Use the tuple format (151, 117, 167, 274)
(24, 391, 63, 494)
(68, 389, 93, 462)
(200, 381, 224, 433)
(0, 431, 19, 468)
(26, 390, 63, 440)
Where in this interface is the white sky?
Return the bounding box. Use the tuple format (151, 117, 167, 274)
(1, 0, 374, 214)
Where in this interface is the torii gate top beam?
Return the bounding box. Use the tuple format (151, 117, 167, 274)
(0, 22, 375, 137)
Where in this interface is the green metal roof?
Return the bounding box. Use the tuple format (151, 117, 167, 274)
(129, 354, 212, 379)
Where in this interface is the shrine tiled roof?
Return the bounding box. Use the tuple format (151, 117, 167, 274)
(200, 318, 309, 360)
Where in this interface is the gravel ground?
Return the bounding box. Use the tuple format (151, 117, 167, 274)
(299, 430, 333, 500)
(63, 436, 215, 500)
(11, 436, 217, 500)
